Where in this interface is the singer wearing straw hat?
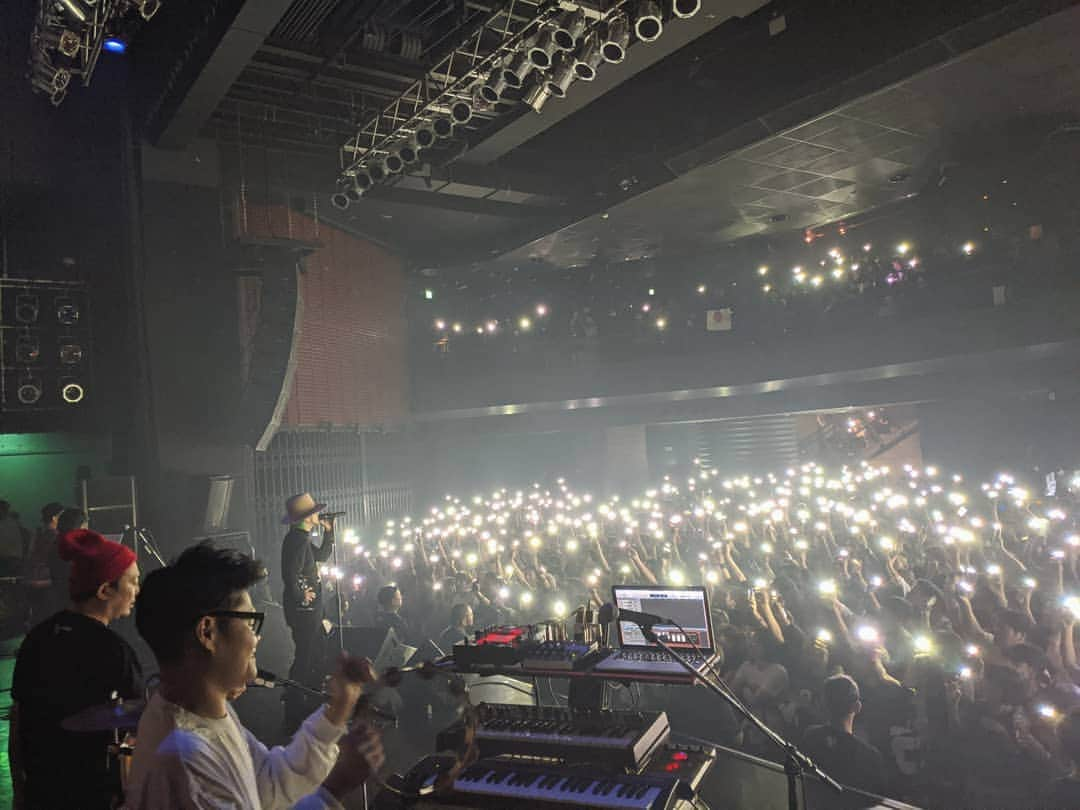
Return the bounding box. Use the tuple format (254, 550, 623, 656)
(280, 494, 337, 701)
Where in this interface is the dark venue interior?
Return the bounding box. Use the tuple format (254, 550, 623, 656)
(3, 0, 1080, 807)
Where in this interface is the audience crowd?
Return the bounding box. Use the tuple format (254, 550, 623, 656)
(327, 461, 1080, 809)
(9, 459, 1080, 808)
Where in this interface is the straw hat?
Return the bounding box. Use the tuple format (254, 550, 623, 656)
(282, 492, 326, 525)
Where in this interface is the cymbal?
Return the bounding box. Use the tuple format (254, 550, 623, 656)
(62, 699, 145, 733)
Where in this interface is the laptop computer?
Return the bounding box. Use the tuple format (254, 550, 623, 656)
(594, 585, 719, 678)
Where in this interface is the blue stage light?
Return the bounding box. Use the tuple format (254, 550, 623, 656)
(103, 37, 127, 54)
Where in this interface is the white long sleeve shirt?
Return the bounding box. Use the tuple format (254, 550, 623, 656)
(125, 692, 345, 810)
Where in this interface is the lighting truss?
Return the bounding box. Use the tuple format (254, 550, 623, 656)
(338, 0, 626, 180)
(29, 0, 162, 107)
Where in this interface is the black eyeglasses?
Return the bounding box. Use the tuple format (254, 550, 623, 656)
(208, 610, 265, 636)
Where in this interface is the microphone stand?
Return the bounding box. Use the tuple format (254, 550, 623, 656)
(636, 622, 843, 810)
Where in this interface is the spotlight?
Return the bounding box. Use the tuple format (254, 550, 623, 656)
(413, 124, 436, 151)
(17, 377, 43, 405)
(552, 10, 586, 52)
(396, 141, 419, 166)
(330, 192, 349, 210)
(354, 168, 374, 193)
(634, 0, 664, 43)
(15, 294, 39, 324)
(56, 0, 89, 23)
(528, 30, 557, 70)
(672, 0, 701, 18)
(60, 379, 85, 404)
(450, 100, 472, 126)
(383, 151, 404, 174)
(432, 117, 454, 139)
(368, 161, 388, 183)
(523, 76, 552, 114)
(55, 298, 80, 326)
(546, 54, 575, 99)
(15, 335, 41, 364)
(344, 178, 363, 203)
(102, 37, 126, 54)
(470, 83, 495, 113)
(573, 33, 603, 81)
(134, 0, 161, 21)
(37, 29, 81, 59)
(58, 342, 84, 365)
(503, 53, 529, 89)
(480, 66, 507, 104)
(602, 14, 630, 63)
(32, 61, 71, 94)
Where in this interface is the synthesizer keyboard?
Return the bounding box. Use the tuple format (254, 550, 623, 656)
(460, 704, 670, 770)
(447, 759, 685, 809)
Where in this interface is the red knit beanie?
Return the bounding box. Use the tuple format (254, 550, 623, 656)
(58, 529, 137, 599)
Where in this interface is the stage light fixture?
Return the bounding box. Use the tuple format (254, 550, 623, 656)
(634, 0, 664, 42)
(356, 167, 376, 191)
(470, 83, 495, 113)
(432, 117, 454, 139)
(330, 192, 350, 210)
(15, 335, 41, 365)
(103, 37, 127, 54)
(57, 0, 89, 23)
(502, 53, 529, 90)
(60, 379, 85, 404)
(32, 61, 71, 94)
(383, 151, 404, 174)
(672, 0, 701, 18)
(546, 54, 575, 99)
(414, 124, 437, 150)
(15, 294, 39, 324)
(37, 29, 82, 58)
(552, 10, 586, 51)
(55, 298, 80, 326)
(480, 66, 507, 104)
(602, 14, 630, 63)
(17, 377, 43, 406)
(450, 99, 473, 125)
(523, 75, 552, 114)
(58, 342, 84, 365)
(368, 161, 388, 183)
(528, 30, 557, 70)
(396, 141, 420, 166)
(573, 33, 603, 81)
(343, 178, 363, 203)
(134, 0, 161, 21)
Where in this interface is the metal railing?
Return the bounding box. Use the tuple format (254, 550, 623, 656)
(252, 430, 412, 580)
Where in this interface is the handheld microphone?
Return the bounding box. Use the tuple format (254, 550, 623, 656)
(605, 604, 670, 629)
(319, 511, 347, 520)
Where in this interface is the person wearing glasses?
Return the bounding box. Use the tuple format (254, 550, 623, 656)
(10, 529, 142, 809)
(126, 542, 384, 810)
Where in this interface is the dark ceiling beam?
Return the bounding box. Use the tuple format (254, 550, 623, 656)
(157, 0, 298, 149)
(462, 0, 770, 164)
(455, 0, 1080, 269)
(363, 185, 560, 219)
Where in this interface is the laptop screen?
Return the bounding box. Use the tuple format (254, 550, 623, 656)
(612, 585, 713, 652)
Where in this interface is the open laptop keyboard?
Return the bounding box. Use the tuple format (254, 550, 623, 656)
(595, 649, 710, 673)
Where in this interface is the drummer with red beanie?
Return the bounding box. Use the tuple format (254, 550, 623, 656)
(10, 529, 144, 809)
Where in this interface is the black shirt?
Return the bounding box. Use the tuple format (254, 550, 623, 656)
(13, 610, 143, 809)
(280, 526, 335, 614)
(375, 609, 412, 643)
(438, 625, 469, 652)
(801, 723, 887, 795)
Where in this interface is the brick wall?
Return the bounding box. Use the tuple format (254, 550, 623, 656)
(241, 204, 407, 427)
